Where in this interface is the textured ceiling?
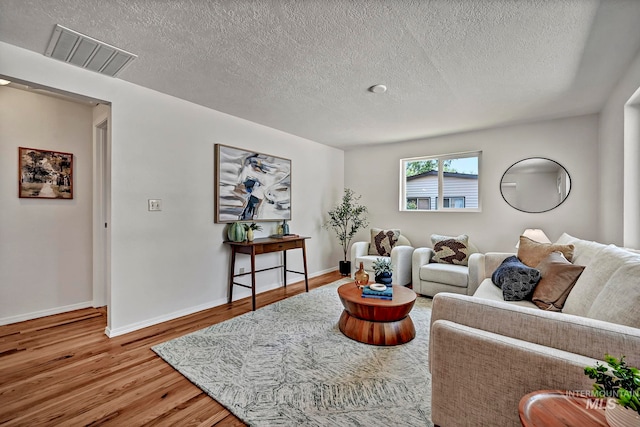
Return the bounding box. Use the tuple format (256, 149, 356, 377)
(1, 0, 640, 149)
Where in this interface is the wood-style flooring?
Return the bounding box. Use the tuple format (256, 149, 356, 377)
(0, 271, 343, 426)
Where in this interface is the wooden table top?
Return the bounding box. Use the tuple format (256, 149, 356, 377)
(519, 390, 608, 427)
(337, 282, 417, 307)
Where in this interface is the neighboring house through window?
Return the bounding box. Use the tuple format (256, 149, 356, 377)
(400, 151, 481, 211)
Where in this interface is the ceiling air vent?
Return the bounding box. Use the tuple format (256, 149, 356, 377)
(45, 24, 137, 77)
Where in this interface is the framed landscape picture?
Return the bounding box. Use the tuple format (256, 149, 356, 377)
(215, 144, 291, 223)
(18, 147, 73, 199)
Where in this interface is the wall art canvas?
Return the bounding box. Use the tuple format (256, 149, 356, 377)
(215, 144, 291, 223)
(19, 147, 73, 199)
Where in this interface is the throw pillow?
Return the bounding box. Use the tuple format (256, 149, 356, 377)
(517, 236, 574, 268)
(431, 234, 470, 266)
(491, 256, 541, 301)
(531, 251, 585, 311)
(368, 228, 401, 256)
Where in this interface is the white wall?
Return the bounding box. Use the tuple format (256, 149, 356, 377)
(0, 42, 344, 335)
(345, 114, 599, 253)
(599, 49, 640, 246)
(0, 86, 94, 323)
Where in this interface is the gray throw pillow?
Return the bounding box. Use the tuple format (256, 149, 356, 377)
(492, 256, 541, 301)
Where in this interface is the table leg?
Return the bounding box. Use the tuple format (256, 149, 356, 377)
(228, 246, 236, 304)
(283, 249, 287, 287)
(302, 240, 309, 292)
(250, 246, 256, 311)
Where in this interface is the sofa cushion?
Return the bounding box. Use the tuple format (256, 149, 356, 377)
(586, 262, 640, 328)
(562, 245, 640, 316)
(473, 279, 538, 308)
(517, 236, 574, 268)
(368, 228, 400, 256)
(431, 234, 470, 266)
(421, 263, 469, 288)
(555, 233, 607, 266)
(491, 256, 541, 301)
(531, 251, 585, 311)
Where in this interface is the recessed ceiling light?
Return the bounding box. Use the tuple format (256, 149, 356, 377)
(369, 84, 387, 93)
(0, 79, 11, 85)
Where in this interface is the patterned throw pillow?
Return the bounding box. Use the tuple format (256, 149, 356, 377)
(431, 234, 470, 265)
(368, 228, 401, 256)
(491, 256, 541, 301)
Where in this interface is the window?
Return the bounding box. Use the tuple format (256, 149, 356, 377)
(406, 197, 432, 210)
(400, 151, 481, 211)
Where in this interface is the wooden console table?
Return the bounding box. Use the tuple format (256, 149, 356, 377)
(225, 236, 310, 310)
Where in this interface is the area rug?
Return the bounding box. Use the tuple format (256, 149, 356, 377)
(152, 279, 434, 426)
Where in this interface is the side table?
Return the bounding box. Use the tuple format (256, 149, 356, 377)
(519, 390, 607, 427)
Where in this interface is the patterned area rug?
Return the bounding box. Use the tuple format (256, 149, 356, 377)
(152, 279, 434, 426)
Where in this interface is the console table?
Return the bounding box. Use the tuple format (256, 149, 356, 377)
(225, 236, 310, 310)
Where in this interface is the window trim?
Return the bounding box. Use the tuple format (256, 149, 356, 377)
(399, 150, 481, 212)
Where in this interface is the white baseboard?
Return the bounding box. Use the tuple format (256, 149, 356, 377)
(0, 301, 94, 326)
(106, 268, 340, 337)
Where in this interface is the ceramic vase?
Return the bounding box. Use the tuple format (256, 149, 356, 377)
(606, 401, 640, 427)
(375, 272, 392, 285)
(247, 228, 254, 242)
(354, 262, 369, 287)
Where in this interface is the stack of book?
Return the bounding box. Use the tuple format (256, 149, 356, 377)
(361, 285, 393, 300)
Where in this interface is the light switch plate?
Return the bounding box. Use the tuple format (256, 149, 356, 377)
(148, 199, 162, 211)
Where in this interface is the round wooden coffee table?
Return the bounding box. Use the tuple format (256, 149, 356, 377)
(337, 282, 417, 346)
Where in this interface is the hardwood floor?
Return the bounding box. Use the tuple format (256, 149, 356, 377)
(0, 271, 344, 426)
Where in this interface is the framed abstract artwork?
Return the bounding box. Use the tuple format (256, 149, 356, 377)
(215, 144, 291, 223)
(18, 147, 73, 199)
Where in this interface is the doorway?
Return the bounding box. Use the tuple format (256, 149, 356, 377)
(93, 106, 111, 329)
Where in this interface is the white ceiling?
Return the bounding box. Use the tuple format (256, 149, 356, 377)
(1, 0, 640, 149)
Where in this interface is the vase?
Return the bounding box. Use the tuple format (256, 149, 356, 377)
(227, 222, 246, 242)
(354, 262, 369, 287)
(282, 220, 289, 235)
(247, 228, 254, 242)
(606, 400, 640, 427)
(375, 272, 392, 285)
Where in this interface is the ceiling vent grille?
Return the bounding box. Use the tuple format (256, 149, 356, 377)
(45, 24, 137, 77)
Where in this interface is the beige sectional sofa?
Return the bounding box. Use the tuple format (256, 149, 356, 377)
(429, 233, 640, 426)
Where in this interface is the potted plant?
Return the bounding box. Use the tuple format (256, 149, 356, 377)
(372, 258, 393, 285)
(324, 188, 369, 275)
(243, 222, 262, 242)
(584, 354, 640, 426)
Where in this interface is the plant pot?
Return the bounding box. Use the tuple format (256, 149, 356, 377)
(606, 400, 640, 427)
(339, 261, 351, 276)
(375, 272, 392, 285)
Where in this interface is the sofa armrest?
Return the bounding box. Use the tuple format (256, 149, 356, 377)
(350, 241, 370, 277)
(411, 247, 434, 286)
(468, 252, 514, 294)
(430, 293, 640, 368)
(390, 245, 414, 286)
(430, 319, 597, 426)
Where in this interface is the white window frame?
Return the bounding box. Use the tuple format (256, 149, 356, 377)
(399, 151, 481, 212)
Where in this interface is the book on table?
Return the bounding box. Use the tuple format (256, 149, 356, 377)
(362, 285, 393, 300)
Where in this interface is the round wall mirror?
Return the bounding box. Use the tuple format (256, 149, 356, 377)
(500, 158, 571, 213)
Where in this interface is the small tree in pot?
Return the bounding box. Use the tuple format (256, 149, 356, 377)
(324, 188, 369, 275)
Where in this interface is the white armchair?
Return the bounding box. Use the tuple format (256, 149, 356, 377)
(412, 237, 479, 297)
(350, 232, 414, 286)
